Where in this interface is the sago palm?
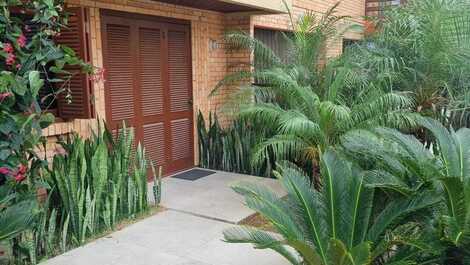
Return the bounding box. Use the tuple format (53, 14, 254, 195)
(224, 150, 438, 265)
(341, 117, 470, 263)
(214, 3, 420, 178)
(240, 80, 419, 175)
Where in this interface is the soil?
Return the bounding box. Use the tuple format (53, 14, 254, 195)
(238, 213, 276, 232)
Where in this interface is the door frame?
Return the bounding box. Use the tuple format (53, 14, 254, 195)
(100, 9, 195, 176)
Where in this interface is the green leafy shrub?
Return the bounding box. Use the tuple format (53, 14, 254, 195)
(0, 0, 91, 184)
(0, 0, 91, 262)
(216, 1, 470, 264)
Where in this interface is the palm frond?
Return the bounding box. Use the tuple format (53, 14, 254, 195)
(223, 226, 302, 265)
(231, 182, 303, 240)
(275, 164, 329, 264)
(0, 199, 36, 241)
(225, 31, 282, 68)
(251, 134, 309, 167)
(367, 193, 440, 244)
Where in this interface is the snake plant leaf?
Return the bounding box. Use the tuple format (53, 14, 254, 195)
(61, 214, 70, 252)
(91, 140, 108, 227)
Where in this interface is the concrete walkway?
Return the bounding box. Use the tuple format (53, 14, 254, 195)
(42, 169, 289, 265)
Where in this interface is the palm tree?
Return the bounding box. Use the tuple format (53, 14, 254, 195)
(213, 3, 420, 181)
(341, 117, 470, 264)
(224, 150, 438, 265)
(342, 0, 470, 129)
(239, 80, 418, 180)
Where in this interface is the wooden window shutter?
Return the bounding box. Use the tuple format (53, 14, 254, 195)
(55, 7, 94, 119)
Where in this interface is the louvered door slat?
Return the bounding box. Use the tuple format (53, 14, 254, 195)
(143, 123, 165, 166)
(170, 119, 192, 161)
(138, 25, 166, 173)
(139, 28, 164, 117)
(168, 30, 191, 113)
(105, 24, 135, 122)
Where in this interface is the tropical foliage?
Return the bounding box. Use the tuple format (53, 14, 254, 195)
(341, 117, 470, 264)
(0, 0, 91, 187)
(219, 0, 470, 264)
(0, 0, 91, 262)
(224, 150, 439, 265)
(342, 0, 470, 128)
(235, 84, 418, 177)
(207, 2, 420, 181)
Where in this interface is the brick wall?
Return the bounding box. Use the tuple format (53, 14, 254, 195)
(252, 0, 365, 57)
(40, 0, 364, 163)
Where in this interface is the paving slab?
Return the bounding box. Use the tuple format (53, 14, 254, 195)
(160, 169, 286, 223)
(42, 170, 289, 265)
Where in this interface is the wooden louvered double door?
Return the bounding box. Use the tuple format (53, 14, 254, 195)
(102, 12, 194, 176)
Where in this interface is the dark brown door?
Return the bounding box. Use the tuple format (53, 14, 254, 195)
(101, 12, 194, 176)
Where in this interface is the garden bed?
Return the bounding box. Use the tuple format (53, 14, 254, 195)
(0, 205, 166, 264)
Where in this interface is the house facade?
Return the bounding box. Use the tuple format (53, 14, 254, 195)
(40, 0, 366, 176)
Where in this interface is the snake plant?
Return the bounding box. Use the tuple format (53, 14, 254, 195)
(44, 122, 161, 247)
(197, 111, 275, 177)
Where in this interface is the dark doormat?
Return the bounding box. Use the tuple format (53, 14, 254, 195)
(172, 168, 216, 181)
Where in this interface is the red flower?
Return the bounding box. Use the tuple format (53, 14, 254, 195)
(3, 43, 13, 53)
(16, 64, 22, 70)
(5, 53, 15, 66)
(17, 33, 27, 48)
(14, 173, 26, 183)
(13, 164, 27, 183)
(0, 92, 12, 102)
(17, 164, 26, 175)
(0, 167, 10, 175)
